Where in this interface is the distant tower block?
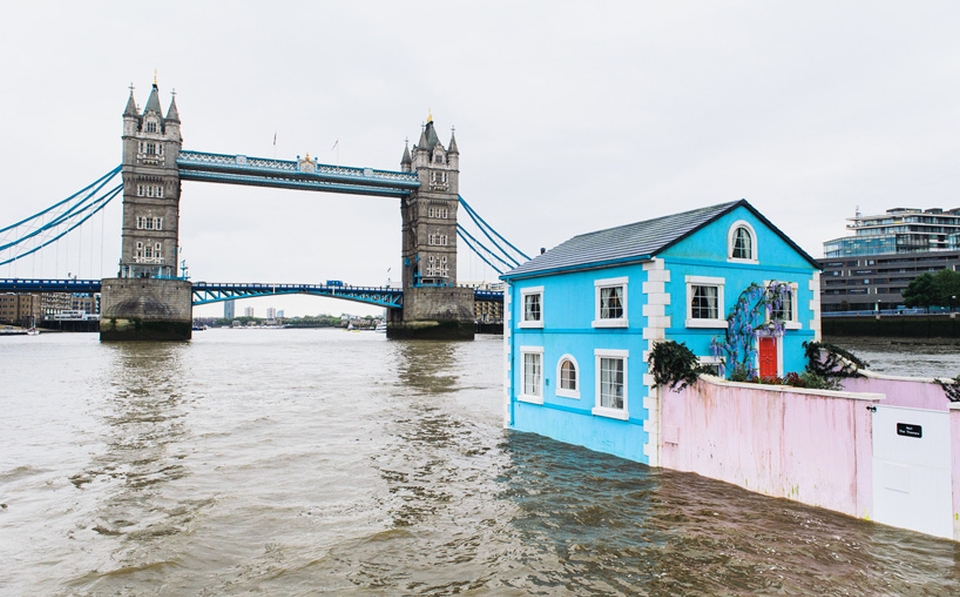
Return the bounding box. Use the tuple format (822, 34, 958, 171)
(390, 115, 474, 339)
(100, 78, 192, 341)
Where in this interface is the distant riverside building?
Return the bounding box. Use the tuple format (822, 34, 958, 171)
(464, 281, 505, 323)
(41, 292, 72, 320)
(820, 207, 960, 312)
(266, 307, 276, 320)
(224, 299, 235, 320)
(70, 293, 99, 316)
(244, 306, 254, 318)
(0, 293, 40, 326)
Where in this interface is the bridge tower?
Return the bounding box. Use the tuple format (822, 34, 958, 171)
(100, 79, 192, 341)
(391, 116, 474, 339)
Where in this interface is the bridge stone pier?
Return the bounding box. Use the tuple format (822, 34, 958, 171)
(101, 80, 192, 341)
(101, 80, 476, 341)
(391, 117, 474, 339)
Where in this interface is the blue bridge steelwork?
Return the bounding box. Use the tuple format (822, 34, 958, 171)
(192, 282, 403, 309)
(177, 151, 420, 198)
(0, 279, 503, 310)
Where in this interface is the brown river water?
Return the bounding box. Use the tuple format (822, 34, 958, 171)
(1, 329, 958, 596)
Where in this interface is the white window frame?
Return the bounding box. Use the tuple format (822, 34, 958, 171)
(685, 275, 727, 329)
(519, 286, 544, 329)
(727, 220, 759, 264)
(556, 354, 580, 399)
(518, 346, 544, 404)
(592, 276, 628, 328)
(765, 280, 801, 330)
(593, 349, 628, 420)
(698, 355, 724, 377)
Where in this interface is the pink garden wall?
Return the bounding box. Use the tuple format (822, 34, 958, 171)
(660, 374, 960, 540)
(661, 378, 881, 518)
(841, 371, 951, 411)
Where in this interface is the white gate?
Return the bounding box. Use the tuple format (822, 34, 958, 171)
(872, 405, 952, 539)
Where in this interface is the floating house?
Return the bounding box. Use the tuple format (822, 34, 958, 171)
(501, 199, 822, 465)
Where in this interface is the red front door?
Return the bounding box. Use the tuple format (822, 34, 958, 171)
(758, 336, 778, 379)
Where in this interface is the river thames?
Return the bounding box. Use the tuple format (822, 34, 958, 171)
(2, 329, 958, 596)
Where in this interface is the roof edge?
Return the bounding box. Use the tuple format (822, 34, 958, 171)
(501, 255, 654, 282)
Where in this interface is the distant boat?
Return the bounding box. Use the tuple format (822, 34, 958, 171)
(375, 322, 387, 333)
(26, 327, 39, 336)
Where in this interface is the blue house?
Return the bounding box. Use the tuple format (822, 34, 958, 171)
(500, 199, 821, 465)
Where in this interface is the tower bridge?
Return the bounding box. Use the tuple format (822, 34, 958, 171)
(100, 80, 515, 341)
(0, 79, 522, 340)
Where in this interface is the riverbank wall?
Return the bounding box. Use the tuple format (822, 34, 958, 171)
(823, 313, 960, 338)
(660, 373, 959, 541)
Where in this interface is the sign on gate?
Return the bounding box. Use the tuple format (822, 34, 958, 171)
(872, 405, 952, 539)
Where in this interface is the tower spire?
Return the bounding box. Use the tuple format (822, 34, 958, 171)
(123, 83, 138, 117)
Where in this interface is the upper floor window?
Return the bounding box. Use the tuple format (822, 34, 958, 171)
(145, 121, 158, 133)
(685, 275, 727, 328)
(593, 277, 628, 328)
(519, 346, 544, 404)
(766, 281, 800, 330)
(556, 355, 580, 399)
(519, 286, 543, 328)
(728, 221, 758, 263)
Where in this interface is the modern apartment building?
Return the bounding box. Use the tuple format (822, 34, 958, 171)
(821, 207, 960, 312)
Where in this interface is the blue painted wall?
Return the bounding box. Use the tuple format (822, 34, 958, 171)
(660, 206, 818, 374)
(507, 263, 652, 463)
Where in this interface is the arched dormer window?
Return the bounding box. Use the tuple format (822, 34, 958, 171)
(728, 221, 758, 263)
(556, 355, 580, 399)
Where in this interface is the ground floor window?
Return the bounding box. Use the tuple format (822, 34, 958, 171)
(556, 355, 579, 399)
(519, 346, 544, 404)
(593, 349, 628, 420)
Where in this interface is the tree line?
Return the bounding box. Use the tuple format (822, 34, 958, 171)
(902, 268, 960, 311)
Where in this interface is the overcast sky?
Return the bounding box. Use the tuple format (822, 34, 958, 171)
(2, 2, 959, 317)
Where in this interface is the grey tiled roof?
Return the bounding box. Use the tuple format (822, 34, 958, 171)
(504, 199, 754, 279)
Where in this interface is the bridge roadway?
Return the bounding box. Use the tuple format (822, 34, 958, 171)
(176, 151, 420, 198)
(0, 278, 503, 309)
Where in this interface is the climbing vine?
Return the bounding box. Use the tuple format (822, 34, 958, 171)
(710, 281, 791, 380)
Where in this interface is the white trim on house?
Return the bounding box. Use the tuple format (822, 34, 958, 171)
(503, 282, 513, 427)
(727, 219, 759, 264)
(555, 353, 581, 399)
(809, 272, 822, 341)
(764, 279, 801, 330)
(685, 275, 727, 329)
(519, 285, 544, 329)
(593, 348, 629, 420)
(519, 345, 544, 405)
(642, 259, 670, 466)
(698, 355, 724, 377)
(593, 276, 629, 328)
